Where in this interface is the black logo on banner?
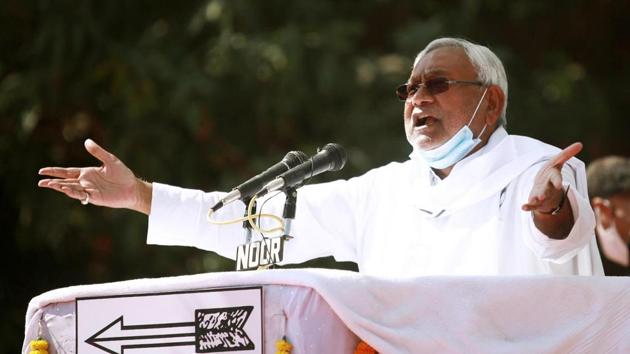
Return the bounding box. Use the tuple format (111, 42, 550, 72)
(85, 306, 254, 353)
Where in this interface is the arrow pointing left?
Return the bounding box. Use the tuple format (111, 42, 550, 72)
(85, 315, 196, 354)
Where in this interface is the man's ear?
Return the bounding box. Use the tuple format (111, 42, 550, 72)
(592, 197, 614, 229)
(484, 85, 505, 128)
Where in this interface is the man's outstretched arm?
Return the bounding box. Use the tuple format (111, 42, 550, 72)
(38, 139, 153, 215)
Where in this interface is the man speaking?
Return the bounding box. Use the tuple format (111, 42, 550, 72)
(38, 37, 603, 276)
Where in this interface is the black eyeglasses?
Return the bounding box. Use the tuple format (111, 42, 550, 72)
(396, 77, 483, 101)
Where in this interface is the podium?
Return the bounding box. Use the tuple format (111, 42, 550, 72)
(23, 269, 630, 353)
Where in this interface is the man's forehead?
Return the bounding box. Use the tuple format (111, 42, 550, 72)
(410, 46, 474, 80)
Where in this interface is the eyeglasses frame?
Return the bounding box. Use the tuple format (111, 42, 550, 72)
(396, 78, 484, 101)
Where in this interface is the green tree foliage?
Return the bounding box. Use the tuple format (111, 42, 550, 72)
(1, 0, 628, 351)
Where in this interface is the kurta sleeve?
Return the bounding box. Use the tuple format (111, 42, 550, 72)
(147, 173, 368, 265)
(147, 183, 242, 256)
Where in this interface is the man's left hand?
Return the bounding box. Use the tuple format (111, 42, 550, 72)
(522, 142, 582, 214)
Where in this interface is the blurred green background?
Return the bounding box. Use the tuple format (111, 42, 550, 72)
(1, 0, 628, 351)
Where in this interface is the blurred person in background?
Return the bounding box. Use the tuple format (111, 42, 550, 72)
(587, 156, 630, 276)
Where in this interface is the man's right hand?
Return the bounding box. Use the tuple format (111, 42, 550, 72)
(38, 139, 152, 215)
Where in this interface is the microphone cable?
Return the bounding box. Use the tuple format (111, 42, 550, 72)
(252, 191, 285, 270)
(206, 196, 285, 235)
(246, 193, 285, 235)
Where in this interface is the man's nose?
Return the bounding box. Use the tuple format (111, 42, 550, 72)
(409, 86, 434, 106)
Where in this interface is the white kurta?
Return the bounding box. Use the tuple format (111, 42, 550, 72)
(147, 128, 603, 276)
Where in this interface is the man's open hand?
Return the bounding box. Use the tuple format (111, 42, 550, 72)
(38, 139, 151, 213)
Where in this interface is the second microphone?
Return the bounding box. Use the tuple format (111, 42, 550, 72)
(257, 143, 347, 197)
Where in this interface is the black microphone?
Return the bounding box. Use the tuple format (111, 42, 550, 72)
(257, 143, 346, 196)
(210, 150, 308, 213)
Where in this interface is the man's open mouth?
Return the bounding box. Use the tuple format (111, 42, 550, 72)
(414, 116, 436, 128)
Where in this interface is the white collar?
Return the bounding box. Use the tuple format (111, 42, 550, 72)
(423, 126, 508, 186)
(409, 126, 565, 217)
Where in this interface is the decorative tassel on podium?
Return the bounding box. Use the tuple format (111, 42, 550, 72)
(275, 336, 293, 354)
(29, 338, 49, 354)
(273, 310, 292, 354)
(354, 340, 377, 354)
(30, 316, 49, 354)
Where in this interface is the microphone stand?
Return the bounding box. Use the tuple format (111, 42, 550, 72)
(242, 197, 256, 243)
(282, 187, 298, 241)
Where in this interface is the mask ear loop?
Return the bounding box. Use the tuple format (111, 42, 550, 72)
(466, 87, 489, 139)
(476, 123, 488, 141)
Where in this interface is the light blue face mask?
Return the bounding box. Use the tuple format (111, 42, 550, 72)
(411, 87, 488, 169)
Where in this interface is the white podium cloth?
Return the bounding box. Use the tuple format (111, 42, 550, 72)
(24, 268, 630, 353)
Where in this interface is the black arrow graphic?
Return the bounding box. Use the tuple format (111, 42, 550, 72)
(86, 306, 254, 353)
(85, 316, 196, 353)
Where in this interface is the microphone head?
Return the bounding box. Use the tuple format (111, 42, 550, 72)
(283, 150, 309, 167)
(321, 143, 347, 171)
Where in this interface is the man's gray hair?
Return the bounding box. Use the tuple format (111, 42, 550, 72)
(414, 38, 509, 127)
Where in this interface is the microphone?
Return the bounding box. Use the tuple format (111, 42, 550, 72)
(210, 150, 308, 213)
(258, 143, 347, 196)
